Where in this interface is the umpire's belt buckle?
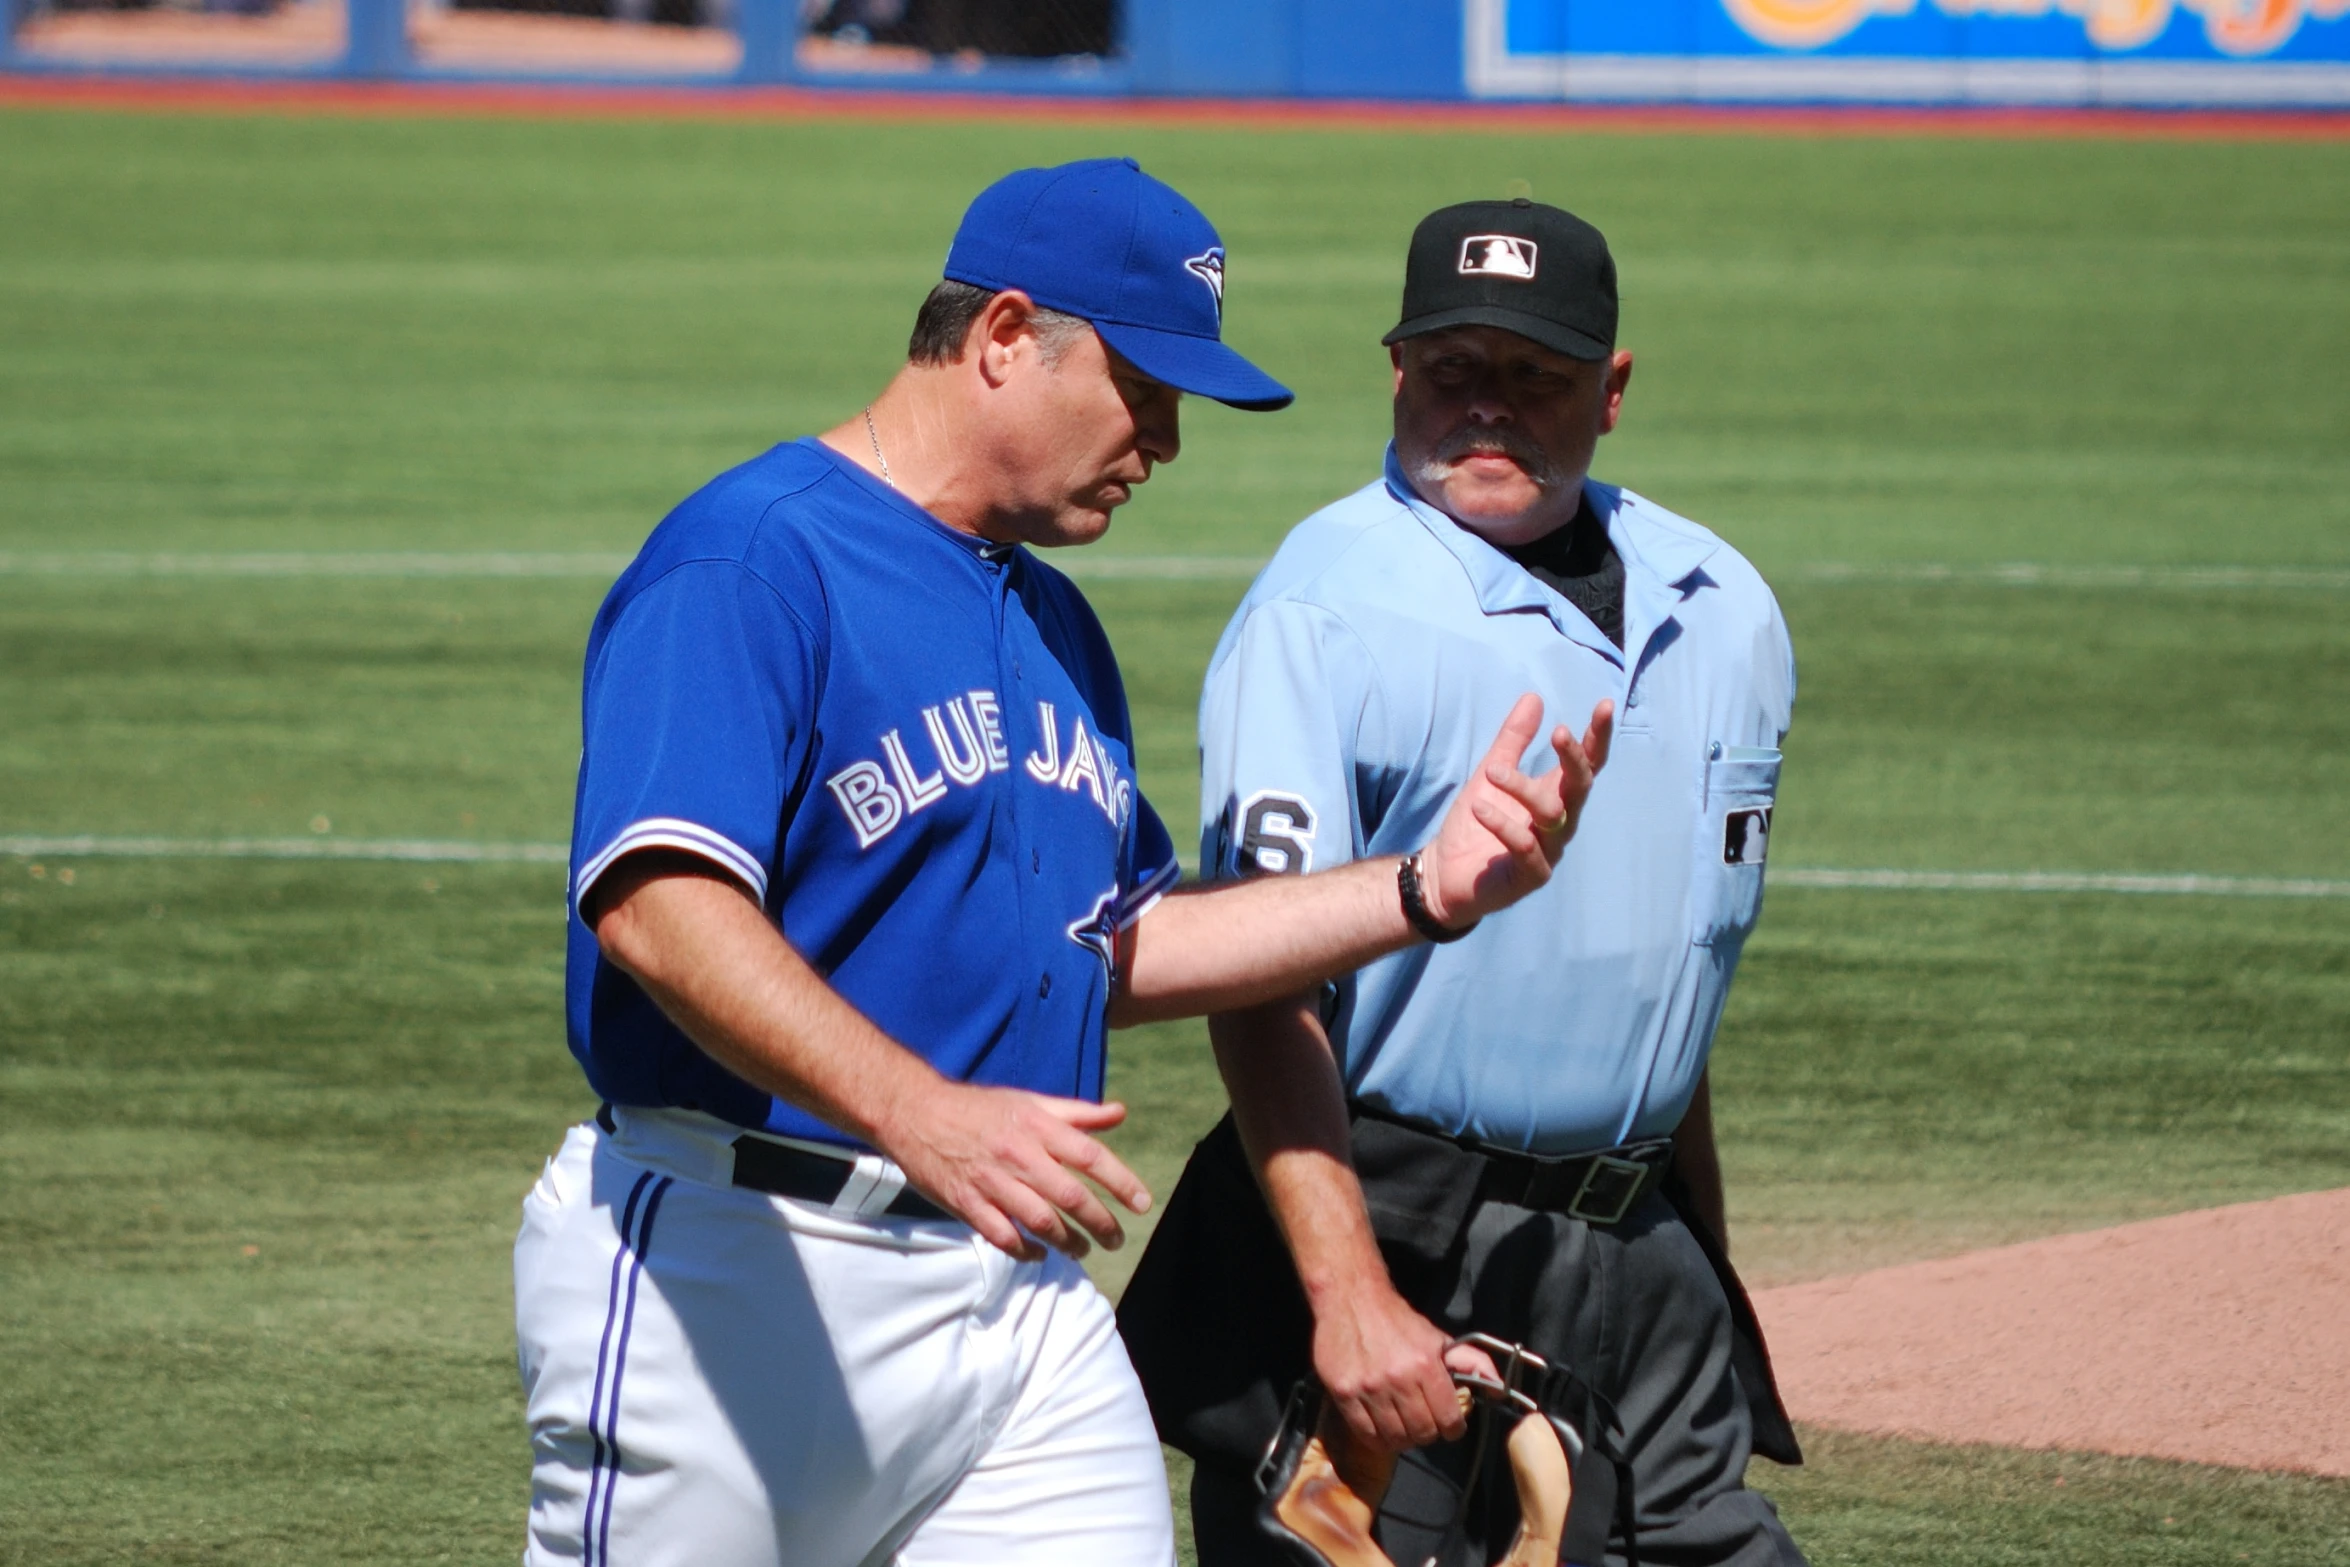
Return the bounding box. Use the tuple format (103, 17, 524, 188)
(1566, 1154, 1649, 1226)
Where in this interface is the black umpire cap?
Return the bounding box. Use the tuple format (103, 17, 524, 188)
(1383, 198, 1617, 362)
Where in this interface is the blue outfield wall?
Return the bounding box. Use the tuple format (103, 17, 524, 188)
(5, 0, 2348, 105)
(1125, 0, 1462, 98)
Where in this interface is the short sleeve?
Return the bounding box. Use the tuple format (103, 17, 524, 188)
(1115, 791, 1180, 928)
(1198, 601, 1374, 882)
(572, 561, 819, 917)
(1749, 582, 1797, 746)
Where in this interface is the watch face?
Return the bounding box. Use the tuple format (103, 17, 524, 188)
(1724, 807, 1772, 867)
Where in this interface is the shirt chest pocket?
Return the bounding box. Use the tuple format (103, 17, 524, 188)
(1691, 744, 1779, 946)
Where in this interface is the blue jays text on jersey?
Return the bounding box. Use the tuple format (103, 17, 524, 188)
(1199, 445, 1794, 1157)
(566, 439, 1178, 1150)
(823, 690, 1136, 850)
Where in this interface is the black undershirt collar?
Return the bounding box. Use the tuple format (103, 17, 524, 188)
(1498, 494, 1625, 650)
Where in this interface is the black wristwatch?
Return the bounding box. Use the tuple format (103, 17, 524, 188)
(1398, 850, 1477, 944)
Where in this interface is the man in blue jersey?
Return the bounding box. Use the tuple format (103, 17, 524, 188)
(513, 161, 1614, 1567)
(1119, 199, 1808, 1565)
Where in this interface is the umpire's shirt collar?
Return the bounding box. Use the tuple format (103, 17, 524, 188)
(1380, 442, 1721, 668)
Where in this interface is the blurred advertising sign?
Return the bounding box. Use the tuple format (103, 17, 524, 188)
(1466, 0, 2350, 102)
(1724, 0, 2348, 55)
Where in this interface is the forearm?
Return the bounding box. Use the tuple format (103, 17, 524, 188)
(1113, 856, 1419, 1026)
(1674, 1069, 1729, 1254)
(590, 853, 1149, 1261)
(1115, 694, 1615, 1028)
(1210, 993, 1393, 1312)
(1214, 995, 1482, 1448)
(591, 858, 943, 1148)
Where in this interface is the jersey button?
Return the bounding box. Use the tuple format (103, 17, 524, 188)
(1037, 973, 1053, 999)
(1032, 849, 1041, 874)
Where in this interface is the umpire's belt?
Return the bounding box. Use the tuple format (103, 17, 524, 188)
(1350, 1102, 1673, 1227)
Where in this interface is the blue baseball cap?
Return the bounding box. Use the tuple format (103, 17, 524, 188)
(943, 157, 1294, 413)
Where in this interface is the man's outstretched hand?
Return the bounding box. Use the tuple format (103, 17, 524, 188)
(1420, 693, 1614, 930)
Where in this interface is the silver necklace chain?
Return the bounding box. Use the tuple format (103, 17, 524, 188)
(862, 406, 894, 489)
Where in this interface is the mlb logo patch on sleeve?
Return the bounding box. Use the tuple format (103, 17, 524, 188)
(1724, 807, 1772, 867)
(1458, 236, 1538, 279)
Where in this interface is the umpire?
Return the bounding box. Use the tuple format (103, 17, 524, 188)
(1118, 198, 1807, 1566)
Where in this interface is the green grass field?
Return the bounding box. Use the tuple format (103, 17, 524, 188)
(2, 105, 2347, 1564)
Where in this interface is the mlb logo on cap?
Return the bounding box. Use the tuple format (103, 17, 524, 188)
(1385, 198, 1619, 362)
(1459, 235, 1538, 279)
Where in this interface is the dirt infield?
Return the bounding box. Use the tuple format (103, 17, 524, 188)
(3, 66, 2349, 141)
(1754, 1187, 2350, 1477)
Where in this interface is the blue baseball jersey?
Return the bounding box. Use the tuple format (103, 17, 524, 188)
(1199, 446, 1794, 1156)
(566, 438, 1179, 1150)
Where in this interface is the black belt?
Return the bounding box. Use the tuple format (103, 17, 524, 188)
(1350, 1101, 1674, 1227)
(1478, 1138, 1674, 1226)
(728, 1135, 951, 1220)
(594, 1104, 950, 1221)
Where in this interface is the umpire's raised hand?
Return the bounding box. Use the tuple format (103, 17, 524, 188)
(1416, 692, 1616, 931)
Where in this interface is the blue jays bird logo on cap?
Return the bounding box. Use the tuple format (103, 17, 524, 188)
(942, 161, 1289, 409)
(1185, 247, 1226, 320)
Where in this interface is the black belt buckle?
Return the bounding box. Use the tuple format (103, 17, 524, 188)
(1567, 1154, 1651, 1226)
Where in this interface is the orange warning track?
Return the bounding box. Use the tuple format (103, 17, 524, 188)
(1754, 1188, 2350, 1478)
(3, 73, 2349, 140)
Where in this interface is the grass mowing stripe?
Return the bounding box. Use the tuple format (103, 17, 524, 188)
(1, 834, 569, 864)
(7, 837, 2346, 898)
(7, 553, 2347, 591)
(10, 861, 2346, 1565)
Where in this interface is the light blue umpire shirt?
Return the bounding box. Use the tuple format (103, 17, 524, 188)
(1199, 445, 1794, 1157)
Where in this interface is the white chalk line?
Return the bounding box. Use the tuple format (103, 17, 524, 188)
(1058, 555, 1273, 580)
(1771, 868, 2350, 899)
(1792, 562, 2350, 591)
(0, 550, 1261, 582)
(3, 836, 2344, 899)
(0, 552, 636, 579)
(2, 553, 2346, 590)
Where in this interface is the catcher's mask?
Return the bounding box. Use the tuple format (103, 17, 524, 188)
(1252, 1336, 1629, 1567)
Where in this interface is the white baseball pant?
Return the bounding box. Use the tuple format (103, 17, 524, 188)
(513, 1108, 1177, 1567)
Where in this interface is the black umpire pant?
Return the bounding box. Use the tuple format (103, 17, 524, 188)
(1117, 1113, 1807, 1567)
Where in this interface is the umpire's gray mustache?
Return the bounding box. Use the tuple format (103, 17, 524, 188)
(1419, 428, 1566, 489)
